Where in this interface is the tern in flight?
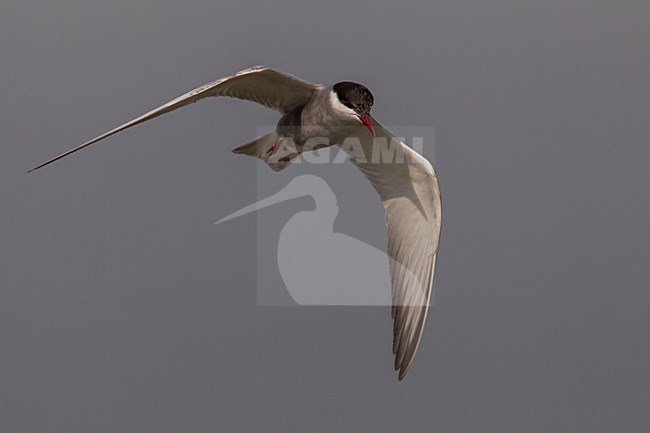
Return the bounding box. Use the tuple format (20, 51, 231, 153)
(30, 66, 442, 380)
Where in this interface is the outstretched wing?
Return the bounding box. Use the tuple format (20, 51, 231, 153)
(29, 66, 318, 172)
(341, 120, 442, 380)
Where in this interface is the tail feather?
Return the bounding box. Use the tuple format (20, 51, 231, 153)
(232, 131, 300, 172)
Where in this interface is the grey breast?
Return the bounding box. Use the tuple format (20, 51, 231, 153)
(276, 104, 306, 144)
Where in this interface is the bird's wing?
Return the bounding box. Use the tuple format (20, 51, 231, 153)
(340, 120, 442, 380)
(29, 66, 318, 172)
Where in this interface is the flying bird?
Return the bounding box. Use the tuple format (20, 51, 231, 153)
(30, 66, 442, 380)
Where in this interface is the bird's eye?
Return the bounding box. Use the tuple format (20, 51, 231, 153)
(343, 102, 354, 110)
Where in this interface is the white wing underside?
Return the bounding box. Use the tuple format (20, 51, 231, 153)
(341, 121, 442, 380)
(30, 66, 317, 171)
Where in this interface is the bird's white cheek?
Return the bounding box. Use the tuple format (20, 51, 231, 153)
(329, 91, 358, 118)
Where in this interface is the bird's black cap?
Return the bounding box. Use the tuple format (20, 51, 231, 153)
(333, 82, 374, 115)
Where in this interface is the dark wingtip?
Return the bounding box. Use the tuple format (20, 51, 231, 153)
(27, 157, 60, 173)
(27, 163, 47, 173)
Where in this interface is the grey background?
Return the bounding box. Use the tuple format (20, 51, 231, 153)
(1, 1, 648, 432)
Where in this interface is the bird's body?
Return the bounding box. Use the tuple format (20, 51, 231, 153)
(233, 80, 378, 170)
(31, 66, 442, 380)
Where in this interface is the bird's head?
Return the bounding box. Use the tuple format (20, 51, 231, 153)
(331, 81, 375, 136)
